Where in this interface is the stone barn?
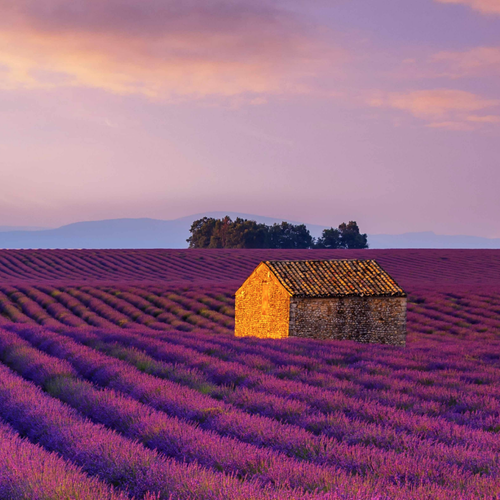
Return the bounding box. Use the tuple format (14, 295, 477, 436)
(235, 260, 407, 345)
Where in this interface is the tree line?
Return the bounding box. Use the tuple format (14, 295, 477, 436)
(187, 216, 368, 249)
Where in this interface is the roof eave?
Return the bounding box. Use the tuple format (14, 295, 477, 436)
(291, 293, 407, 299)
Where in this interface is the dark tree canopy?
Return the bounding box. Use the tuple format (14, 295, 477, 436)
(187, 216, 368, 249)
(186, 217, 217, 249)
(315, 221, 368, 249)
(187, 217, 269, 249)
(314, 227, 341, 249)
(267, 222, 313, 249)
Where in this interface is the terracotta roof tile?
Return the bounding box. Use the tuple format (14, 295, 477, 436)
(265, 260, 406, 298)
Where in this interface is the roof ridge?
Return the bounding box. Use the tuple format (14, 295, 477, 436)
(265, 259, 377, 263)
(263, 259, 406, 298)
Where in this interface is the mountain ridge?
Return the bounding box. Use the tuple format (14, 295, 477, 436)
(0, 212, 498, 249)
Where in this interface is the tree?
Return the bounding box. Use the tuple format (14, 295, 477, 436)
(315, 221, 368, 249)
(314, 227, 342, 249)
(227, 218, 268, 248)
(186, 217, 217, 248)
(267, 222, 313, 249)
(187, 216, 269, 248)
(339, 221, 368, 249)
(208, 216, 232, 248)
(187, 216, 365, 249)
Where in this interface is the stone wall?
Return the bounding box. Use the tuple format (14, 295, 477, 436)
(288, 296, 407, 346)
(235, 263, 291, 339)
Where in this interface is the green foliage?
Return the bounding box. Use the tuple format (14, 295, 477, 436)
(186, 217, 218, 248)
(187, 216, 268, 249)
(267, 221, 313, 249)
(187, 216, 367, 249)
(315, 221, 368, 249)
(314, 227, 341, 249)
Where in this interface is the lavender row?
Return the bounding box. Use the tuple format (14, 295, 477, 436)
(116, 286, 232, 331)
(44, 285, 116, 328)
(0, 285, 60, 327)
(92, 294, 496, 380)
(7, 326, 343, 462)
(75, 323, 500, 445)
(144, 319, 500, 422)
(99, 336, 500, 469)
(8, 325, 500, 494)
(0, 327, 368, 495)
(154, 313, 500, 385)
(2, 283, 497, 346)
(0, 248, 499, 286)
(7, 280, 500, 417)
(81, 286, 193, 330)
(25, 284, 114, 328)
(0, 351, 305, 500)
(0, 419, 130, 500)
(0, 289, 35, 324)
(17, 284, 88, 327)
(83, 327, 500, 454)
(174, 328, 500, 410)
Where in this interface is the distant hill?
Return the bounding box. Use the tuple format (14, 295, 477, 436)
(0, 226, 48, 232)
(0, 212, 498, 249)
(369, 231, 500, 249)
(0, 212, 323, 250)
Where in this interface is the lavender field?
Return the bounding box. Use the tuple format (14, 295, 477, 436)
(0, 249, 499, 499)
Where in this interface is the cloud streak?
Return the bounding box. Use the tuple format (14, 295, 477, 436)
(0, 0, 337, 99)
(370, 89, 500, 130)
(431, 46, 500, 76)
(435, 0, 500, 15)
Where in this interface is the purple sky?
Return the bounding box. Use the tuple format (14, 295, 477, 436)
(1, 0, 499, 236)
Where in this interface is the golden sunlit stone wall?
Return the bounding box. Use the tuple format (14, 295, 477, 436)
(235, 263, 291, 339)
(289, 296, 407, 346)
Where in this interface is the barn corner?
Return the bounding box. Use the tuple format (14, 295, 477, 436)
(235, 259, 407, 346)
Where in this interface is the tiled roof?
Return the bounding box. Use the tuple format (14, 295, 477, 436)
(265, 260, 406, 298)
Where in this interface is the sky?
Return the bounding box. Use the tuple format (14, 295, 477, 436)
(0, 0, 499, 237)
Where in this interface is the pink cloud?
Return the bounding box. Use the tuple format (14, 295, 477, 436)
(435, 0, 500, 15)
(466, 114, 500, 122)
(371, 89, 499, 118)
(431, 47, 500, 76)
(426, 121, 476, 131)
(0, 0, 339, 99)
(370, 89, 500, 130)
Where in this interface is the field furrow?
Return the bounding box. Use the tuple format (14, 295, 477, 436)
(0, 249, 499, 499)
(0, 328, 380, 495)
(0, 419, 131, 500)
(4, 324, 500, 496)
(0, 347, 313, 500)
